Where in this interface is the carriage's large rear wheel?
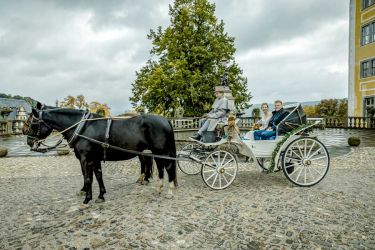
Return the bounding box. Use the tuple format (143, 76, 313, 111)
(177, 143, 203, 175)
(282, 137, 329, 187)
(201, 150, 238, 190)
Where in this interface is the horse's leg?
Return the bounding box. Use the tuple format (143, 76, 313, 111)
(143, 156, 153, 185)
(94, 161, 106, 203)
(154, 158, 164, 194)
(165, 159, 177, 198)
(78, 161, 87, 196)
(74, 149, 86, 196)
(136, 156, 146, 184)
(82, 158, 94, 204)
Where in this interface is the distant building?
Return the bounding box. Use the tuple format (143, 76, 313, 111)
(348, 0, 375, 116)
(0, 98, 31, 135)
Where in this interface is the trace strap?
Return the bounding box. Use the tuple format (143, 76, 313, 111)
(76, 134, 188, 162)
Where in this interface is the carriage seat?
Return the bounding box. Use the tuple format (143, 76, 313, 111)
(200, 121, 230, 143)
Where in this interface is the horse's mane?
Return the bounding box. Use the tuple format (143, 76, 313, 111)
(42, 106, 88, 117)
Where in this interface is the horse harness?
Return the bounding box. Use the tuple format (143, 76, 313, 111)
(102, 118, 112, 161)
(29, 109, 188, 162)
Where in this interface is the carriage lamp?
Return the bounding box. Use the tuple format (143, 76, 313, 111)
(220, 59, 229, 87)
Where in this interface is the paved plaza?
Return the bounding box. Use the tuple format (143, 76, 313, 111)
(0, 148, 374, 249)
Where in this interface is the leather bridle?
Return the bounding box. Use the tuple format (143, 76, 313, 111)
(23, 109, 64, 152)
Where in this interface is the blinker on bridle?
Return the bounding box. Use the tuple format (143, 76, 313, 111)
(24, 110, 52, 137)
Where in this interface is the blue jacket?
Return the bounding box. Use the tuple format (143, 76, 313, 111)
(268, 108, 289, 131)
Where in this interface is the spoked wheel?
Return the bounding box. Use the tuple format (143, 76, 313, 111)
(282, 137, 329, 187)
(177, 144, 203, 175)
(201, 150, 238, 190)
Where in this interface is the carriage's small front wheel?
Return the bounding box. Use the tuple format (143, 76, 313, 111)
(177, 143, 203, 175)
(202, 150, 238, 190)
(282, 137, 329, 187)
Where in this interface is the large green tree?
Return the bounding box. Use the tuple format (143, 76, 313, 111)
(130, 0, 251, 116)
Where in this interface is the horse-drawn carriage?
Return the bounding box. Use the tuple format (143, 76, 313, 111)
(24, 101, 329, 203)
(177, 104, 330, 190)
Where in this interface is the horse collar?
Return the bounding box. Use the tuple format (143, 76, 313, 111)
(67, 111, 91, 147)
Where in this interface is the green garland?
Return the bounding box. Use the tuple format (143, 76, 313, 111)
(268, 123, 315, 173)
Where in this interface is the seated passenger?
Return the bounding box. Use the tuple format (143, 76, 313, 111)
(244, 102, 272, 140)
(190, 86, 229, 141)
(254, 100, 289, 140)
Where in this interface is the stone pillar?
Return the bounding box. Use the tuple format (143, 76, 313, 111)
(6, 121, 12, 135)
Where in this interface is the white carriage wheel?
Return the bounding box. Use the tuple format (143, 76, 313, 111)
(201, 150, 238, 190)
(282, 137, 329, 187)
(177, 144, 202, 175)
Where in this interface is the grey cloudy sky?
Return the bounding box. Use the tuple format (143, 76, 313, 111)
(0, 0, 349, 114)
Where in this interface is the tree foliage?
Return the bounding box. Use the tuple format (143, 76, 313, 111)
(59, 95, 111, 117)
(0, 93, 37, 106)
(252, 108, 260, 117)
(130, 0, 251, 117)
(303, 99, 348, 117)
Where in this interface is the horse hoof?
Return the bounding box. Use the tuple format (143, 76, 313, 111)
(83, 198, 91, 204)
(95, 198, 105, 203)
(77, 190, 86, 196)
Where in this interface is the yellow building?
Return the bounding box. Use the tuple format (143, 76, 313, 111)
(348, 0, 375, 116)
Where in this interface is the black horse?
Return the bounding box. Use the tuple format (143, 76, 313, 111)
(23, 102, 177, 204)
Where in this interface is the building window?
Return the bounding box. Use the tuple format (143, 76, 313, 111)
(363, 96, 375, 117)
(361, 60, 371, 78)
(361, 58, 375, 78)
(362, 0, 375, 9)
(361, 24, 372, 45)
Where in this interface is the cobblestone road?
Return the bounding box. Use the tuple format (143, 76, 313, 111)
(0, 148, 374, 249)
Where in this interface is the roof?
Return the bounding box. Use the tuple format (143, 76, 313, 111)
(0, 98, 32, 120)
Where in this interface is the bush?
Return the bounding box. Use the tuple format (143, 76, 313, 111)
(0, 147, 8, 157)
(348, 137, 361, 147)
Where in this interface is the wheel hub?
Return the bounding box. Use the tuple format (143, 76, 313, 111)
(302, 159, 311, 166)
(218, 167, 225, 174)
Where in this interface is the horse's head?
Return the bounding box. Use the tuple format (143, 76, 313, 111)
(23, 102, 54, 150)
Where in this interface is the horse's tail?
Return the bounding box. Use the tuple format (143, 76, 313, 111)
(167, 120, 178, 187)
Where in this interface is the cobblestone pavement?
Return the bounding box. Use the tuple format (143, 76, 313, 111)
(0, 147, 374, 249)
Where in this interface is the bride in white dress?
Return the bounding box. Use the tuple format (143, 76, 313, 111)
(244, 103, 272, 140)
